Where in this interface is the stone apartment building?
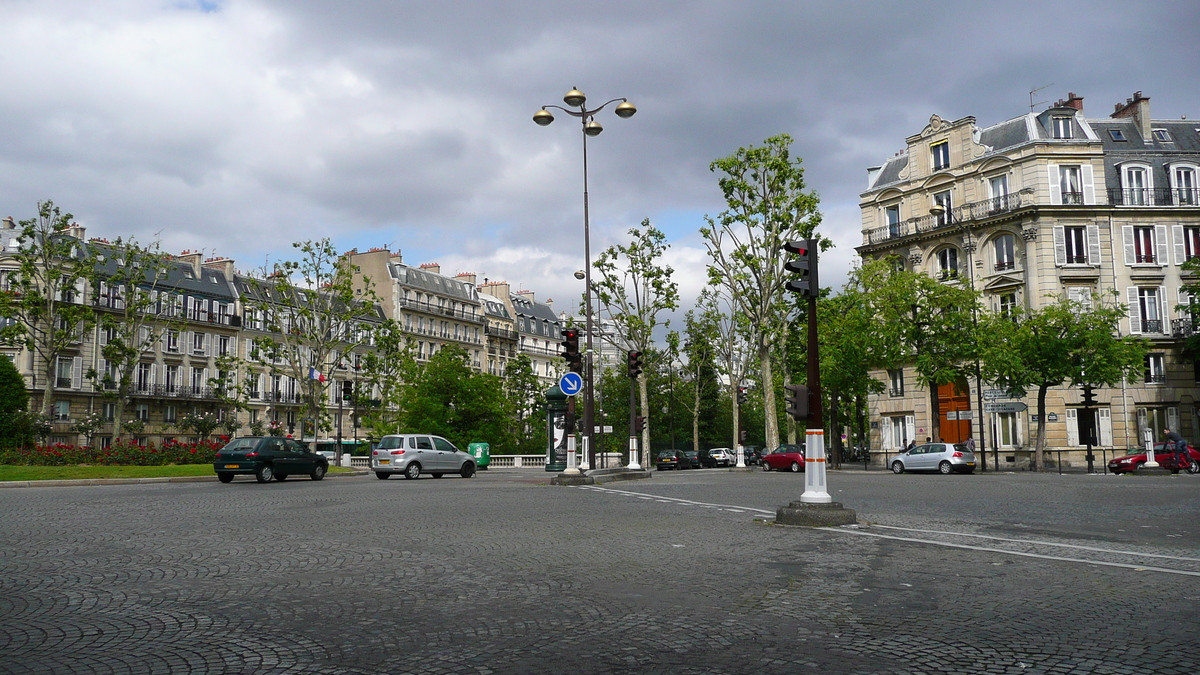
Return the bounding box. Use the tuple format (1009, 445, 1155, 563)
(858, 91, 1200, 468)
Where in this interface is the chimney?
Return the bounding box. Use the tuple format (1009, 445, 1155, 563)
(479, 281, 511, 300)
(175, 250, 203, 277)
(419, 262, 441, 275)
(1054, 92, 1084, 112)
(516, 289, 535, 303)
(1111, 91, 1151, 140)
(544, 297, 553, 309)
(1, 216, 14, 230)
(202, 256, 236, 279)
(64, 221, 87, 241)
(455, 272, 477, 285)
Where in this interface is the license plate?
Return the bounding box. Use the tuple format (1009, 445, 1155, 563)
(224, 464, 238, 469)
(967, 462, 975, 466)
(379, 459, 389, 464)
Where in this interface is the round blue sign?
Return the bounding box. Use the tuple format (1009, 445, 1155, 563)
(559, 372, 583, 396)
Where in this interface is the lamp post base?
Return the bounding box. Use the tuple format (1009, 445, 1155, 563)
(775, 501, 857, 527)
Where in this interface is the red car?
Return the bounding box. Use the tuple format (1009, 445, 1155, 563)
(761, 444, 806, 473)
(1108, 443, 1200, 474)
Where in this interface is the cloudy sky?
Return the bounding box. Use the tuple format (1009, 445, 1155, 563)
(3, 0, 1199, 316)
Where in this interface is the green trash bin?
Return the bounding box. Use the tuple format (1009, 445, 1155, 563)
(468, 442, 491, 470)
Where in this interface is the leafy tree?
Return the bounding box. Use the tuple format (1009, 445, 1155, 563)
(241, 239, 379, 458)
(504, 353, 546, 454)
(86, 238, 183, 439)
(0, 355, 33, 448)
(359, 319, 418, 435)
(816, 287, 885, 465)
(672, 289, 724, 453)
(176, 410, 222, 439)
(701, 135, 825, 451)
(592, 219, 679, 467)
(978, 293, 1146, 471)
(0, 201, 96, 416)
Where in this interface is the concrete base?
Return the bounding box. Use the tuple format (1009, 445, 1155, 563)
(551, 467, 652, 486)
(775, 501, 857, 527)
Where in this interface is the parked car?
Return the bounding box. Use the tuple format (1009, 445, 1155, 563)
(762, 444, 806, 473)
(656, 450, 683, 471)
(214, 436, 329, 484)
(1108, 443, 1200, 474)
(890, 442, 976, 474)
(370, 434, 477, 480)
(683, 450, 702, 469)
(701, 447, 735, 468)
(741, 445, 762, 466)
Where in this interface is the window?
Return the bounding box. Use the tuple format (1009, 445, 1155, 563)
(1173, 166, 1197, 205)
(191, 367, 205, 394)
(1136, 287, 1164, 334)
(996, 412, 1019, 448)
(888, 369, 904, 397)
(135, 404, 149, 422)
(1060, 166, 1082, 204)
(1144, 354, 1165, 384)
(192, 331, 206, 355)
(103, 403, 116, 422)
(1183, 226, 1200, 261)
(937, 248, 959, 279)
(993, 234, 1016, 271)
(1133, 226, 1156, 263)
(988, 175, 1009, 210)
(1052, 116, 1073, 139)
(136, 363, 151, 393)
(165, 365, 179, 394)
(54, 400, 70, 421)
(165, 330, 179, 353)
(887, 415, 913, 451)
(1152, 129, 1172, 142)
(931, 142, 950, 171)
(1064, 226, 1088, 264)
(56, 358, 73, 388)
(1109, 129, 1126, 142)
(217, 335, 230, 357)
(999, 293, 1017, 317)
(933, 191, 952, 226)
(1123, 166, 1149, 205)
(1066, 286, 1093, 310)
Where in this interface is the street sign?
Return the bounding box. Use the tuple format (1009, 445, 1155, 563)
(946, 411, 957, 420)
(984, 401, 1028, 413)
(1046, 412, 1059, 422)
(983, 389, 1015, 400)
(559, 372, 583, 397)
(594, 425, 614, 434)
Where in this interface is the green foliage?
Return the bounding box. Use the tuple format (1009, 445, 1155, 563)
(0, 357, 33, 448)
(359, 319, 417, 433)
(0, 439, 224, 466)
(175, 411, 222, 439)
(72, 410, 107, 446)
(503, 353, 546, 454)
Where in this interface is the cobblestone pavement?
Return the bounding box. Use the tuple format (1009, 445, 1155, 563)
(1, 469, 1197, 674)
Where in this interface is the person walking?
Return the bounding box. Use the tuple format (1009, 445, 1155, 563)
(965, 435, 976, 454)
(1164, 428, 1188, 468)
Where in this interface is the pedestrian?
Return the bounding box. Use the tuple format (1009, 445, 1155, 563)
(905, 439, 916, 453)
(1163, 428, 1188, 467)
(965, 436, 976, 454)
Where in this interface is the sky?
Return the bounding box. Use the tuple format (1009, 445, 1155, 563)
(2, 0, 1199, 323)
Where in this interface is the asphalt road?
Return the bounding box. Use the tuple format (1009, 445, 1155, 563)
(2, 467, 1197, 674)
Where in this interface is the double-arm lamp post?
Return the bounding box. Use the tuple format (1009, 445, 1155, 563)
(533, 88, 637, 469)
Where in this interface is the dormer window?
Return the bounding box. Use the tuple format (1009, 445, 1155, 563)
(1052, 116, 1073, 139)
(931, 142, 950, 171)
(1121, 165, 1151, 205)
(1171, 165, 1197, 206)
(1108, 129, 1127, 142)
(1152, 128, 1172, 142)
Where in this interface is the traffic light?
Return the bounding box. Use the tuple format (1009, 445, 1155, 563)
(560, 328, 582, 373)
(784, 383, 809, 421)
(627, 350, 644, 378)
(739, 429, 748, 443)
(1081, 385, 1096, 408)
(341, 380, 353, 401)
(634, 415, 645, 433)
(737, 388, 747, 405)
(782, 239, 819, 297)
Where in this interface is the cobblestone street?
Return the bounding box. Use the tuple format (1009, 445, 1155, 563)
(2, 469, 1197, 674)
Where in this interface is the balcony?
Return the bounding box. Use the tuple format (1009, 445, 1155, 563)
(1141, 319, 1164, 334)
(889, 387, 904, 397)
(1172, 318, 1200, 337)
(863, 191, 1029, 246)
(397, 297, 483, 323)
(1108, 187, 1200, 206)
(994, 261, 1015, 272)
(149, 384, 219, 400)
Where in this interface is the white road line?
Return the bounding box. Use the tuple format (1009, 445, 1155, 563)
(834, 528, 1200, 577)
(867, 524, 1200, 564)
(578, 486, 776, 515)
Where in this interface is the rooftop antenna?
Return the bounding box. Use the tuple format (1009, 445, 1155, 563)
(1029, 83, 1054, 112)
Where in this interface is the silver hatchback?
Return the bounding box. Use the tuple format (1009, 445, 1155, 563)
(890, 442, 976, 474)
(371, 434, 477, 480)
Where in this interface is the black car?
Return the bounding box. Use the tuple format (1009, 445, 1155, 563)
(214, 436, 329, 483)
(740, 446, 763, 466)
(682, 450, 702, 469)
(656, 450, 683, 470)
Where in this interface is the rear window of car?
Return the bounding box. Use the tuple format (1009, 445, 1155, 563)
(658, 452, 675, 458)
(378, 436, 403, 450)
(953, 444, 969, 453)
(222, 438, 260, 452)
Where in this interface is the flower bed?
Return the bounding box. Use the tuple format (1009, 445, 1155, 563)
(0, 439, 226, 466)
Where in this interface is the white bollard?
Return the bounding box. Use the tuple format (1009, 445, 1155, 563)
(564, 435, 579, 475)
(578, 436, 591, 472)
(800, 429, 832, 504)
(735, 444, 746, 468)
(627, 436, 642, 470)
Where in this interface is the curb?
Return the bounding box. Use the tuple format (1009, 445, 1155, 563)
(0, 468, 370, 489)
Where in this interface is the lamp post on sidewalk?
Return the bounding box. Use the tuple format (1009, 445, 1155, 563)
(533, 88, 637, 471)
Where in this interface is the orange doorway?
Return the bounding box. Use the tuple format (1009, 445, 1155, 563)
(937, 378, 971, 443)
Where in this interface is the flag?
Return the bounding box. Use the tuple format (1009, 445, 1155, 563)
(308, 366, 326, 383)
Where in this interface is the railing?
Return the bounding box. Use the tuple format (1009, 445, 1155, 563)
(1141, 319, 1164, 334)
(889, 387, 904, 397)
(864, 191, 1029, 245)
(994, 261, 1015, 272)
(56, 377, 72, 388)
(1145, 372, 1166, 384)
(485, 325, 518, 340)
(397, 297, 482, 323)
(146, 384, 220, 399)
(1172, 318, 1199, 337)
(1108, 187, 1200, 206)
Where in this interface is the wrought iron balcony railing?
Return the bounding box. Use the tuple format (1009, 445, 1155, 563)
(1108, 187, 1200, 206)
(864, 191, 1028, 245)
(1140, 319, 1164, 334)
(1173, 318, 1200, 337)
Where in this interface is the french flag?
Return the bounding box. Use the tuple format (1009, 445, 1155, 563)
(308, 367, 326, 383)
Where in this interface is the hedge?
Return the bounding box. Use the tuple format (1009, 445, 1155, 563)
(0, 439, 226, 466)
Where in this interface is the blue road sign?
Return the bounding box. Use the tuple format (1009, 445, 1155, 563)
(559, 372, 583, 396)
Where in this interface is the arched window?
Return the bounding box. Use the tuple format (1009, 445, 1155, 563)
(936, 247, 959, 279)
(992, 234, 1016, 271)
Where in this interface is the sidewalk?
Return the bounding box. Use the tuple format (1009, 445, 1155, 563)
(0, 469, 370, 489)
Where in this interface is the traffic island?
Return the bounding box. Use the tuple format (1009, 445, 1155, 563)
(551, 467, 652, 486)
(775, 501, 857, 527)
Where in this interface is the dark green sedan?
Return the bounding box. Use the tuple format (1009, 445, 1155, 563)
(214, 436, 329, 484)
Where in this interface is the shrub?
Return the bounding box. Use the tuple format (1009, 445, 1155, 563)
(0, 438, 227, 466)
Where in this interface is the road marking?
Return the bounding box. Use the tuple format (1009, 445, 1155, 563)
(577, 486, 775, 515)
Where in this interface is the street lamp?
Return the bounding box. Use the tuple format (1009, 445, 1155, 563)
(931, 203, 989, 472)
(534, 87, 637, 471)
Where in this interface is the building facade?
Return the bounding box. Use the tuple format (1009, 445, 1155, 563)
(858, 91, 1200, 468)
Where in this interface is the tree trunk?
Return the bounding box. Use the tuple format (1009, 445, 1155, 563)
(759, 339, 778, 451)
(730, 387, 738, 450)
(928, 384, 941, 444)
(638, 372, 651, 468)
(1034, 383, 1049, 472)
(692, 379, 701, 453)
(829, 387, 840, 468)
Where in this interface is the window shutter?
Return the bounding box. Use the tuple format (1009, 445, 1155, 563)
(1066, 408, 1079, 446)
(1087, 225, 1102, 265)
(1160, 286, 1169, 331)
(1053, 226, 1067, 266)
(1048, 165, 1061, 204)
(99, 281, 108, 303)
(151, 364, 158, 389)
(1174, 224, 1186, 265)
(184, 296, 193, 319)
(881, 418, 893, 450)
(1081, 164, 1095, 204)
(99, 359, 108, 391)
(202, 333, 209, 357)
(1122, 226, 1136, 266)
(203, 368, 209, 390)
(1127, 287, 1141, 334)
(1155, 225, 1169, 266)
(72, 356, 83, 389)
(116, 285, 125, 310)
(1169, 407, 1179, 433)
(1180, 288, 1193, 319)
(139, 326, 149, 351)
(1099, 408, 1113, 447)
(99, 327, 108, 346)
(230, 336, 238, 357)
(905, 415, 915, 447)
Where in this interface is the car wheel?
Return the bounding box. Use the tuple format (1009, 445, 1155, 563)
(274, 473, 288, 481)
(939, 461, 952, 475)
(375, 472, 390, 480)
(891, 461, 904, 474)
(761, 463, 770, 472)
(404, 462, 421, 480)
(1189, 460, 1200, 475)
(217, 473, 234, 483)
(789, 461, 801, 473)
(460, 462, 476, 478)
(255, 464, 274, 483)
(432, 473, 444, 478)
(310, 463, 327, 481)
(1135, 462, 1145, 472)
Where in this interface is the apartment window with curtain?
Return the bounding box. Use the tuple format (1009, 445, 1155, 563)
(1184, 226, 1200, 261)
(1064, 226, 1088, 264)
(999, 293, 1017, 317)
(1139, 288, 1163, 334)
(888, 369, 904, 396)
(885, 204, 900, 238)
(1052, 116, 1073, 139)
(1123, 165, 1149, 205)
(1133, 226, 1156, 263)
(1060, 166, 1083, 204)
(1144, 354, 1165, 384)
(937, 247, 959, 279)
(1174, 166, 1197, 205)
(993, 234, 1015, 271)
(931, 142, 950, 171)
(988, 175, 1009, 210)
(934, 191, 952, 226)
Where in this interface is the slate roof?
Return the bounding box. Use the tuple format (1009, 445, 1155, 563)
(1089, 119, 1200, 190)
(978, 116, 1032, 153)
(510, 293, 560, 339)
(390, 263, 478, 302)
